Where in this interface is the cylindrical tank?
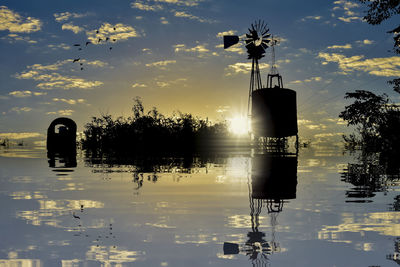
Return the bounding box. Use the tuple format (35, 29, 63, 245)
(251, 87, 298, 138)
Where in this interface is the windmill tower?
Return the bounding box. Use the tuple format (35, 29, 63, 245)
(224, 21, 298, 150)
(224, 20, 271, 118)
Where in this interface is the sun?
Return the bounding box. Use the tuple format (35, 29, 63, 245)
(228, 115, 249, 136)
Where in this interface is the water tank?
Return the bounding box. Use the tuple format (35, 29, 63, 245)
(251, 87, 298, 138)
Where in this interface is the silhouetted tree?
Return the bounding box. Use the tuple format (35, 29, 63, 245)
(339, 90, 389, 149)
(358, 0, 400, 92)
(81, 98, 242, 155)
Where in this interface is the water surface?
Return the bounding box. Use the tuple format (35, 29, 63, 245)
(1, 147, 400, 266)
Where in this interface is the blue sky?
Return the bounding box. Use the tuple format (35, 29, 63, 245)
(0, 0, 399, 145)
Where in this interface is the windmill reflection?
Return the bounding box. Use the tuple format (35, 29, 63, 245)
(224, 154, 297, 266)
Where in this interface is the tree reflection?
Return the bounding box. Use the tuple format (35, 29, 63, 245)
(224, 154, 298, 266)
(341, 151, 400, 202)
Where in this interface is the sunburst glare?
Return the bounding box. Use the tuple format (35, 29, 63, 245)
(228, 115, 249, 136)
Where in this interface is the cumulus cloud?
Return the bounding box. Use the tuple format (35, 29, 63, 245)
(356, 39, 374, 45)
(0, 132, 42, 140)
(301, 15, 322, 21)
(216, 30, 237, 38)
(86, 23, 140, 44)
(174, 11, 214, 23)
(289, 77, 322, 84)
(15, 60, 104, 90)
(306, 124, 327, 130)
(10, 107, 32, 113)
(132, 83, 148, 88)
(47, 43, 71, 50)
(225, 62, 269, 76)
(131, 1, 163, 11)
(318, 52, 400, 77)
(215, 43, 246, 55)
(9, 90, 47, 97)
(160, 17, 169, 24)
(216, 105, 230, 113)
(53, 98, 85, 105)
(154, 0, 201, 6)
(173, 44, 210, 54)
(327, 44, 352, 49)
(332, 0, 362, 23)
(0, 6, 42, 33)
(54, 12, 88, 22)
(62, 23, 84, 34)
(145, 60, 176, 68)
(46, 110, 74, 116)
(325, 118, 347, 125)
(156, 78, 187, 88)
(2, 33, 37, 43)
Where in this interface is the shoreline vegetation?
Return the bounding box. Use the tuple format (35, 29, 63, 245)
(81, 97, 250, 156)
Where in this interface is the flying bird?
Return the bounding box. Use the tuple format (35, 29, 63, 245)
(72, 212, 80, 219)
(81, 67, 84, 71)
(113, 39, 116, 42)
(109, 47, 112, 50)
(73, 58, 80, 63)
(113, 27, 116, 30)
(98, 38, 103, 43)
(106, 37, 110, 42)
(73, 44, 80, 46)
(96, 30, 99, 34)
(86, 41, 91, 46)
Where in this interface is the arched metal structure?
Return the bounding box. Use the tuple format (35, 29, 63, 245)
(47, 117, 77, 154)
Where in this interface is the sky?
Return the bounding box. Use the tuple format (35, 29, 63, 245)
(0, 0, 399, 145)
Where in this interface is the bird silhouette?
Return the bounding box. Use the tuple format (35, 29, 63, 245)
(73, 58, 80, 63)
(113, 39, 116, 42)
(106, 37, 110, 42)
(98, 38, 102, 43)
(72, 212, 80, 219)
(80, 67, 84, 71)
(86, 41, 91, 46)
(73, 44, 80, 46)
(113, 27, 116, 30)
(109, 47, 112, 50)
(96, 30, 99, 34)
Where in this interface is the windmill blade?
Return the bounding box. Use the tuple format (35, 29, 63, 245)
(246, 33, 253, 39)
(261, 42, 269, 49)
(223, 35, 240, 49)
(262, 28, 270, 36)
(262, 33, 271, 39)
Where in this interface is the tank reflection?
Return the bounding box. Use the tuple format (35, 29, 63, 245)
(48, 151, 77, 175)
(224, 154, 298, 266)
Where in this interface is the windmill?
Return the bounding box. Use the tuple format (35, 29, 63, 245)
(223, 21, 298, 151)
(224, 20, 271, 118)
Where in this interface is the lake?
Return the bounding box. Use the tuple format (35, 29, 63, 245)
(1, 146, 400, 267)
